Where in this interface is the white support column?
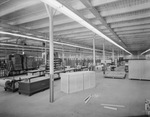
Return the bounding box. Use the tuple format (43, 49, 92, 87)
(45, 4, 54, 103)
(93, 38, 96, 66)
(103, 43, 105, 64)
(62, 44, 65, 66)
(118, 50, 120, 59)
(49, 7, 54, 103)
(80, 52, 82, 65)
(112, 48, 114, 63)
(45, 41, 47, 67)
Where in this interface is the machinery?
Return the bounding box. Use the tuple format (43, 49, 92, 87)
(0, 54, 42, 77)
(0, 78, 22, 92)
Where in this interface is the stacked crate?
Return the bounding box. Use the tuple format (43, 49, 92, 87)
(46, 58, 62, 71)
(11, 54, 22, 71)
(27, 57, 34, 70)
(61, 71, 95, 93)
(22, 55, 27, 70)
(54, 58, 62, 71)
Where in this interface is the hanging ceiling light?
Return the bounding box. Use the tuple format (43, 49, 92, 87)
(0, 31, 112, 53)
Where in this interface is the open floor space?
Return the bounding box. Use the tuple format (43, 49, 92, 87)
(0, 72, 149, 117)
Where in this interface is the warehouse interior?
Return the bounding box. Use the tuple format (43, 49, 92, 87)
(1, 0, 150, 117)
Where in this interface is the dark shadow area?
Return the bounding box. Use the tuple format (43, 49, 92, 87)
(125, 115, 148, 117)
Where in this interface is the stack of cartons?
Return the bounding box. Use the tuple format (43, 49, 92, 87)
(83, 71, 95, 89)
(27, 57, 34, 70)
(61, 71, 95, 93)
(129, 60, 150, 80)
(22, 55, 27, 70)
(12, 54, 22, 71)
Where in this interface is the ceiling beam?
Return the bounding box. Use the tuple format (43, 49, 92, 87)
(122, 37, 150, 40)
(8, 0, 118, 25)
(106, 9, 150, 23)
(80, 0, 126, 48)
(53, 22, 84, 31)
(117, 29, 150, 35)
(10, 9, 94, 25)
(21, 15, 74, 29)
(58, 32, 94, 38)
(0, 37, 10, 41)
(9, 10, 48, 25)
(90, 0, 119, 6)
(54, 27, 89, 35)
(119, 32, 150, 37)
(34, 22, 86, 32)
(111, 18, 150, 28)
(99, 1, 150, 17)
(0, 38, 16, 43)
(114, 24, 150, 32)
(0, 0, 41, 17)
(35, 23, 108, 33)
(30, 18, 101, 30)
(69, 35, 96, 40)
(0, 20, 45, 37)
(68, 35, 104, 41)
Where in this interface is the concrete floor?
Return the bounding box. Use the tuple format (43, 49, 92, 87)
(0, 72, 149, 117)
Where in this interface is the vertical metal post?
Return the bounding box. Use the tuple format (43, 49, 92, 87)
(112, 48, 114, 63)
(118, 50, 120, 59)
(45, 41, 47, 67)
(103, 43, 105, 64)
(49, 7, 54, 103)
(45, 4, 54, 103)
(62, 44, 65, 66)
(80, 52, 82, 65)
(93, 38, 96, 66)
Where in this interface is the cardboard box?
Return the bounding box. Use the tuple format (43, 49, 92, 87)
(61, 71, 95, 93)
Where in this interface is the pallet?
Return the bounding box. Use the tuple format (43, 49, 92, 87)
(104, 71, 126, 79)
(129, 78, 150, 81)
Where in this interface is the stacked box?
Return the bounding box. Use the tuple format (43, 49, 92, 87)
(22, 55, 27, 70)
(11, 54, 22, 71)
(27, 57, 34, 70)
(61, 71, 95, 94)
(83, 71, 95, 89)
(69, 73, 83, 93)
(129, 60, 150, 80)
(61, 73, 69, 93)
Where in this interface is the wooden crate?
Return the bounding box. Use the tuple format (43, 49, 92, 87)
(61, 71, 95, 94)
(129, 60, 150, 80)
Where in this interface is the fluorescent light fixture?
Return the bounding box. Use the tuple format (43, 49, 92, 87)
(0, 31, 46, 42)
(0, 43, 102, 55)
(0, 31, 108, 53)
(141, 49, 150, 55)
(41, 0, 132, 55)
(0, 43, 43, 49)
(0, 46, 43, 52)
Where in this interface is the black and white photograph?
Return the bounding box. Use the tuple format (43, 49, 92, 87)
(0, 0, 150, 117)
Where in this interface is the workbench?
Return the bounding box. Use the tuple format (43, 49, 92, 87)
(18, 76, 49, 96)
